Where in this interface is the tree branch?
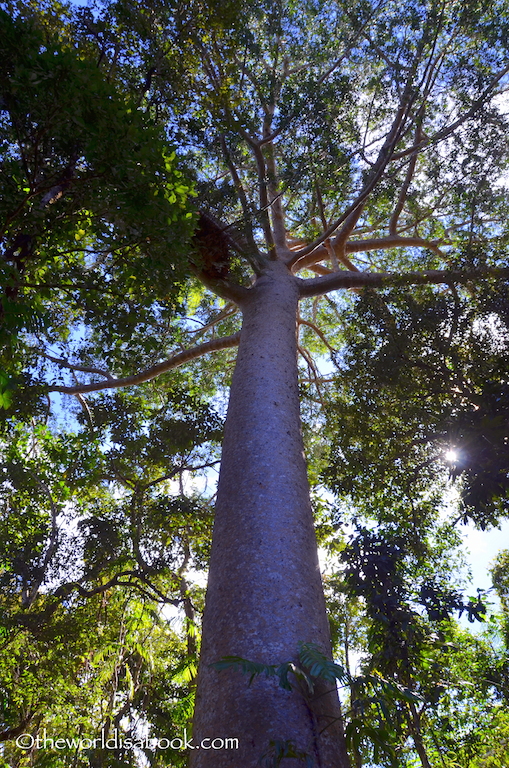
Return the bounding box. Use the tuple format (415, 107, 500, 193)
(314, 182, 340, 271)
(219, 135, 264, 270)
(298, 344, 326, 406)
(0, 712, 35, 742)
(49, 333, 241, 395)
(292, 234, 443, 274)
(188, 303, 240, 341)
(144, 460, 221, 490)
(53, 571, 181, 604)
(38, 351, 115, 379)
(289, 78, 416, 267)
(263, 115, 287, 252)
(238, 128, 276, 255)
(389, 126, 422, 234)
(298, 317, 336, 354)
(392, 62, 509, 162)
(298, 266, 509, 298)
(347, 235, 443, 256)
(23, 474, 60, 608)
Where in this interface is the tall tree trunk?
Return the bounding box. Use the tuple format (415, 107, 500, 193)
(191, 262, 350, 768)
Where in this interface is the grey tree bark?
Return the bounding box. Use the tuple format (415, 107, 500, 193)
(191, 261, 351, 768)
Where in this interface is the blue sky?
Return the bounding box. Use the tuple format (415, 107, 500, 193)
(462, 519, 509, 593)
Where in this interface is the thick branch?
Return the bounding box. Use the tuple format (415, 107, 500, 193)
(260, 94, 290, 256)
(328, 207, 365, 270)
(219, 135, 264, 270)
(293, 234, 442, 274)
(389, 127, 422, 234)
(188, 264, 251, 303)
(310, 263, 334, 276)
(298, 266, 509, 298)
(289, 80, 415, 266)
(238, 128, 275, 255)
(49, 333, 241, 395)
(314, 182, 340, 271)
(0, 713, 35, 742)
(53, 571, 181, 604)
(264, 147, 286, 250)
(347, 235, 443, 256)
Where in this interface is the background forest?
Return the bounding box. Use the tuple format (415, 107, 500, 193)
(1, 0, 509, 766)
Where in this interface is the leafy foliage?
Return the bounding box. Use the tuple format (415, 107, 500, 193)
(0, 2, 195, 401)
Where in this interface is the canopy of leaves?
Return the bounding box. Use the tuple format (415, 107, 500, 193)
(0, 1, 196, 413)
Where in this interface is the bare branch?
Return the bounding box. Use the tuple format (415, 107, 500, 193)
(327, 206, 366, 271)
(237, 128, 276, 255)
(189, 303, 239, 339)
(347, 234, 443, 256)
(298, 344, 326, 406)
(298, 266, 509, 299)
(389, 126, 422, 234)
(144, 460, 221, 490)
(219, 135, 263, 268)
(293, 234, 443, 274)
(49, 332, 241, 395)
(298, 317, 336, 355)
(289, 79, 415, 266)
(38, 351, 115, 379)
(309, 264, 334, 276)
(263, 118, 287, 251)
(314, 182, 340, 271)
(259, 126, 285, 146)
(53, 571, 180, 604)
(219, 135, 251, 218)
(74, 393, 94, 428)
(392, 62, 509, 162)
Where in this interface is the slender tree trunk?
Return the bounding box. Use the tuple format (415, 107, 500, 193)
(191, 262, 350, 768)
(408, 703, 432, 768)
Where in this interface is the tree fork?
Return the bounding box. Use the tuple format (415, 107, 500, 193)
(191, 261, 350, 768)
